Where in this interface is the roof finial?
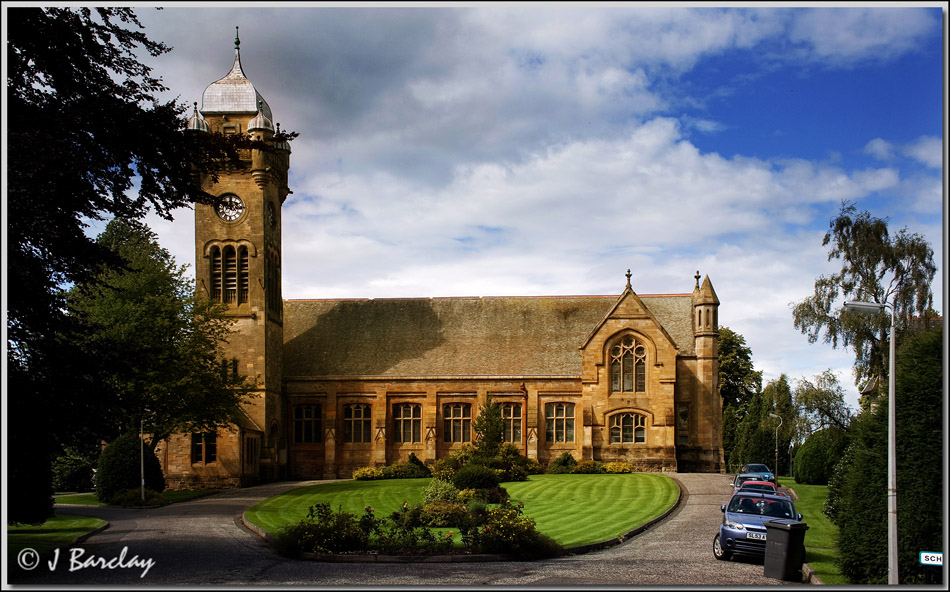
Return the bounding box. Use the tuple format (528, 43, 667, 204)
(694, 270, 701, 289)
(234, 26, 240, 51)
(625, 269, 632, 290)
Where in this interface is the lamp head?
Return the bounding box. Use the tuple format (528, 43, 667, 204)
(843, 300, 886, 315)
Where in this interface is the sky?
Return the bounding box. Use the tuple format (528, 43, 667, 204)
(125, 3, 945, 413)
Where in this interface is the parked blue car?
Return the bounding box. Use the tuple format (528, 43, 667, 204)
(713, 491, 802, 561)
(740, 463, 775, 483)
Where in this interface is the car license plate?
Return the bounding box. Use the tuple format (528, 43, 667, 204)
(747, 532, 766, 540)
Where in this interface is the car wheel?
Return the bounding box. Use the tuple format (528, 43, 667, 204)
(713, 534, 732, 561)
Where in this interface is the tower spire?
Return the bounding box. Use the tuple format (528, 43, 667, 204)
(226, 26, 246, 80)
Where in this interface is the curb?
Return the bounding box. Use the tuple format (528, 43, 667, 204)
(73, 523, 110, 544)
(241, 475, 685, 563)
(802, 562, 825, 585)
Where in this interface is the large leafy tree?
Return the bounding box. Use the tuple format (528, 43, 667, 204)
(717, 327, 762, 470)
(792, 202, 936, 388)
(829, 326, 942, 584)
(6, 7, 260, 524)
(733, 376, 793, 475)
(793, 369, 853, 435)
(67, 219, 252, 450)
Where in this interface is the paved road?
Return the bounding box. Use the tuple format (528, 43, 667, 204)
(9, 474, 790, 586)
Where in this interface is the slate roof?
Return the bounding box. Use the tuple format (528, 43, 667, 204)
(282, 294, 694, 379)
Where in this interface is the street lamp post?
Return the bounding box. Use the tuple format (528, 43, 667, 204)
(768, 413, 782, 478)
(844, 299, 897, 585)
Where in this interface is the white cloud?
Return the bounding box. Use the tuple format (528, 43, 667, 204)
(902, 136, 943, 169)
(129, 5, 941, 399)
(864, 138, 894, 161)
(789, 7, 938, 65)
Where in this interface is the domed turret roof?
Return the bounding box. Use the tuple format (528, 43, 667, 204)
(186, 102, 210, 132)
(248, 100, 275, 133)
(200, 27, 273, 119)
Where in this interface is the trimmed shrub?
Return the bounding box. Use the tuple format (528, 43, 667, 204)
(422, 478, 460, 503)
(794, 427, 848, 485)
(603, 461, 635, 474)
(352, 466, 385, 480)
(571, 459, 604, 474)
(52, 448, 97, 492)
(404, 453, 432, 478)
(452, 464, 501, 490)
(352, 455, 432, 480)
(546, 452, 577, 474)
(273, 503, 369, 557)
(110, 488, 165, 508)
(463, 501, 563, 559)
(421, 500, 468, 527)
(96, 432, 164, 504)
(430, 445, 476, 481)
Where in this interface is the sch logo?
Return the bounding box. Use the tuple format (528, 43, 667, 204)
(920, 552, 943, 566)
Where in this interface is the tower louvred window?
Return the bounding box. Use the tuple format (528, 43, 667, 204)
(238, 246, 249, 303)
(210, 247, 222, 300)
(223, 246, 237, 303)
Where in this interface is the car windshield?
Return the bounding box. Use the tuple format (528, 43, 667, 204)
(745, 464, 769, 472)
(740, 483, 775, 492)
(727, 496, 794, 518)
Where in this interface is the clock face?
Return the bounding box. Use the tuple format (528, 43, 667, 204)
(267, 202, 277, 229)
(215, 194, 245, 222)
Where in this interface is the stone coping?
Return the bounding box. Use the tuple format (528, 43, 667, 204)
(240, 478, 684, 563)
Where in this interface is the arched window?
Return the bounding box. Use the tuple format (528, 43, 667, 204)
(610, 413, 646, 444)
(443, 403, 471, 443)
(238, 246, 249, 303)
(502, 403, 522, 443)
(343, 404, 372, 443)
(394, 403, 422, 443)
(610, 336, 647, 393)
(223, 246, 237, 303)
(545, 403, 574, 443)
(210, 246, 222, 301)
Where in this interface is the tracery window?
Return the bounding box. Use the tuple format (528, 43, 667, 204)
(394, 403, 422, 443)
(610, 413, 646, 444)
(343, 404, 372, 443)
(545, 403, 574, 443)
(610, 336, 646, 393)
(294, 405, 322, 444)
(502, 403, 522, 443)
(443, 403, 471, 443)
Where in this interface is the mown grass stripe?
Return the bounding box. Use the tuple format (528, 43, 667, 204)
(246, 473, 678, 548)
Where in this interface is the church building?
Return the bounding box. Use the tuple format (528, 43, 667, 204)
(156, 32, 725, 488)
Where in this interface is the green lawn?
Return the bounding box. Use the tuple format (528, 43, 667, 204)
(245, 473, 679, 548)
(780, 477, 849, 585)
(54, 489, 217, 507)
(8, 513, 107, 558)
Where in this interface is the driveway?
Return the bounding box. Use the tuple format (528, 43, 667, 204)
(8, 474, 790, 586)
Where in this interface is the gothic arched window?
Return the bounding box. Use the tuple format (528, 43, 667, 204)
(443, 403, 471, 443)
(610, 336, 647, 393)
(394, 403, 422, 443)
(343, 404, 372, 443)
(610, 412, 646, 444)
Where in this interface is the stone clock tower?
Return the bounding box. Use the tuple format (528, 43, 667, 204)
(166, 28, 291, 485)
